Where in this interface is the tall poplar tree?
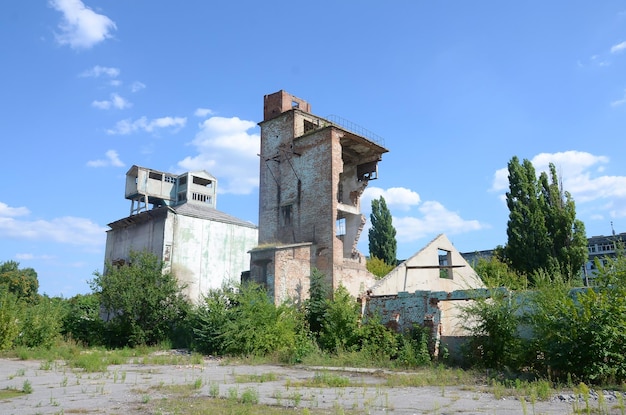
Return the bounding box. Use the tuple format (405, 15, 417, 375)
(503, 156, 587, 283)
(368, 196, 397, 266)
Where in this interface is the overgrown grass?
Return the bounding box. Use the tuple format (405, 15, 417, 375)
(235, 372, 279, 383)
(290, 371, 353, 388)
(0, 388, 28, 400)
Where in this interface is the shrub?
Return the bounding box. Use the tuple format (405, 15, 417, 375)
(0, 289, 22, 350)
(395, 324, 431, 367)
(90, 250, 190, 347)
(461, 289, 525, 370)
(366, 256, 395, 279)
(219, 283, 306, 358)
(15, 296, 64, 349)
(530, 260, 626, 383)
(317, 285, 360, 353)
(61, 293, 105, 346)
(191, 286, 235, 355)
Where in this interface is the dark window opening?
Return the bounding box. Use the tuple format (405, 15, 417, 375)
(438, 248, 452, 279)
(357, 161, 379, 181)
(304, 119, 317, 133)
(337, 181, 344, 203)
(149, 172, 163, 181)
(281, 204, 292, 226)
(192, 176, 213, 187)
(179, 176, 187, 185)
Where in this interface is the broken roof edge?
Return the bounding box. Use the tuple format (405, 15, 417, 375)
(125, 164, 217, 181)
(107, 203, 257, 231)
(367, 233, 451, 292)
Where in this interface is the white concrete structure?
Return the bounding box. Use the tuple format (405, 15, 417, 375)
(105, 166, 258, 303)
(369, 233, 485, 296)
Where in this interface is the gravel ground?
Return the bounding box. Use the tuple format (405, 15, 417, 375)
(0, 356, 622, 415)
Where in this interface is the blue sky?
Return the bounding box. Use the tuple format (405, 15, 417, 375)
(2, 1, 626, 297)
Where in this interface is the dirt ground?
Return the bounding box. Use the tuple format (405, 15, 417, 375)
(0, 355, 617, 415)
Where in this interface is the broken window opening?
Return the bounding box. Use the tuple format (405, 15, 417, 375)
(291, 100, 300, 109)
(149, 172, 163, 181)
(177, 192, 187, 202)
(281, 204, 292, 227)
(337, 180, 344, 203)
(438, 248, 452, 279)
(336, 217, 346, 237)
(357, 161, 379, 181)
(178, 176, 187, 185)
(192, 176, 213, 187)
(304, 119, 317, 134)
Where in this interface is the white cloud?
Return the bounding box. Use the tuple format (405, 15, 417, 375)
(91, 93, 132, 110)
(0, 202, 30, 217)
(15, 253, 55, 261)
(50, 0, 116, 50)
(107, 116, 187, 135)
(195, 108, 214, 117)
(362, 186, 421, 211)
(130, 81, 146, 92)
(0, 202, 106, 247)
(86, 150, 125, 168)
(79, 65, 119, 78)
(359, 186, 484, 245)
(178, 116, 259, 194)
(392, 201, 485, 243)
(611, 89, 626, 107)
(490, 151, 626, 217)
(611, 41, 626, 54)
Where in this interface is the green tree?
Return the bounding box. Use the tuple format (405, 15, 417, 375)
(368, 196, 397, 266)
(539, 163, 588, 278)
(0, 261, 39, 303)
(90, 250, 190, 347)
(503, 156, 587, 283)
(318, 285, 361, 352)
(366, 256, 395, 279)
(0, 289, 22, 351)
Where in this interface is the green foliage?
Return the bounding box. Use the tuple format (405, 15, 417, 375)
(61, 293, 105, 346)
(90, 250, 190, 347)
(368, 196, 397, 266)
(366, 256, 395, 279)
(0, 261, 39, 303)
(219, 283, 309, 360)
(191, 286, 235, 355)
(0, 289, 23, 350)
(357, 317, 398, 360)
(317, 285, 360, 352)
(473, 255, 528, 290)
(530, 257, 626, 384)
(461, 289, 526, 370)
(503, 156, 587, 283)
(15, 296, 64, 349)
(395, 324, 431, 367)
(305, 268, 329, 335)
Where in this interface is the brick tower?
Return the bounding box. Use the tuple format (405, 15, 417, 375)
(249, 90, 388, 303)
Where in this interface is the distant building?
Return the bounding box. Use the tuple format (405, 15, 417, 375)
(460, 231, 626, 285)
(248, 90, 389, 303)
(104, 165, 258, 302)
(584, 232, 626, 280)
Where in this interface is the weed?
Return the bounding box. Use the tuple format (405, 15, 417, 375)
(240, 387, 259, 404)
(192, 377, 202, 389)
(227, 387, 238, 402)
(235, 372, 278, 383)
(22, 379, 33, 394)
(208, 381, 220, 398)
